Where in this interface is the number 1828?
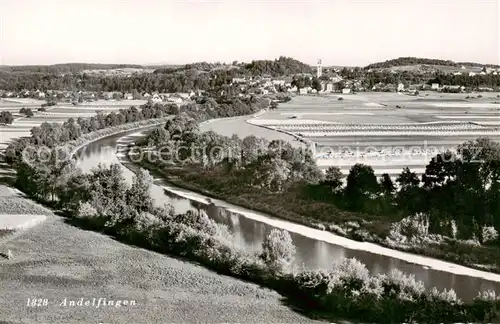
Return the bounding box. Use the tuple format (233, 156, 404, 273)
(26, 298, 48, 307)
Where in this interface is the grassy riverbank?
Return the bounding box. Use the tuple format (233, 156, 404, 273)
(134, 159, 500, 275)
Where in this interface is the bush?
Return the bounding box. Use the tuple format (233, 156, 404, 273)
(38, 107, 46, 112)
(482, 226, 498, 243)
(260, 228, 296, 273)
(338, 97, 344, 101)
(77, 202, 98, 219)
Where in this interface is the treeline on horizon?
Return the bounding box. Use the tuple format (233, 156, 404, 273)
(1, 56, 499, 93)
(365, 57, 500, 69)
(2, 56, 498, 72)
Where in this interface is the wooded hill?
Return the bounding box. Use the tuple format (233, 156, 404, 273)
(365, 57, 500, 69)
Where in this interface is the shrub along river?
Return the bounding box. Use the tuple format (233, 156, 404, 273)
(73, 126, 500, 301)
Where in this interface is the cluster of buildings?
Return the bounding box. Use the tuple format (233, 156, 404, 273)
(0, 89, 197, 104)
(451, 66, 500, 76)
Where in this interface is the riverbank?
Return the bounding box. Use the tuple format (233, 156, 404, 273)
(132, 157, 500, 277)
(69, 117, 172, 157)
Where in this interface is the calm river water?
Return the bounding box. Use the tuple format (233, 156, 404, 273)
(73, 127, 500, 301)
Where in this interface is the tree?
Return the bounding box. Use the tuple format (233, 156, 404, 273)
(253, 157, 291, 192)
(380, 173, 395, 197)
(127, 169, 155, 213)
(312, 77, 322, 92)
(421, 151, 458, 189)
(0, 111, 13, 125)
(25, 108, 34, 117)
(86, 163, 129, 222)
(146, 127, 170, 146)
(323, 166, 343, 192)
(241, 135, 266, 165)
(344, 164, 379, 210)
(261, 229, 296, 273)
(396, 167, 424, 216)
(345, 164, 379, 196)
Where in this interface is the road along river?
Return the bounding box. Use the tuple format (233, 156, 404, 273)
(73, 127, 500, 302)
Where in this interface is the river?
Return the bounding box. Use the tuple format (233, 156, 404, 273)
(73, 126, 500, 301)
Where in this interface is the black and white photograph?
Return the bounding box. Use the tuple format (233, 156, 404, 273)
(0, 0, 499, 323)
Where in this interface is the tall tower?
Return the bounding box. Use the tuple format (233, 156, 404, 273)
(316, 59, 322, 78)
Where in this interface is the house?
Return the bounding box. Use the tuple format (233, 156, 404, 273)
(453, 72, 462, 76)
(469, 72, 476, 77)
(167, 97, 183, 103)
(442, 85, 464, 92)
(177, 93, 191, 99)
(480, 71, 486, 75)
(478, 87, 494, 92)
(384, 84, 396, 92)
(124, 93, 133, 100)
(299, 88, 308, 95)
(151, 93, 162, 103)
(323, 82, 334, 92)
(142, 92, 151, 98)
(35, 90, 46, 98)
(431, 83, 440, 90)
(232, 77, 246, 84)
(397, 83, 405, 92)
(342, 88, 351, 94)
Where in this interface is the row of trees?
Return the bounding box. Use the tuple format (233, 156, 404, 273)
(320, 138, 500, 242)
(139, 113, 323, 192)
(5, 94, 270, 165)
(429, 73, 500, 87)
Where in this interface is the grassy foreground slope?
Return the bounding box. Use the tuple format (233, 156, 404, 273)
(0, 217, 320, 323)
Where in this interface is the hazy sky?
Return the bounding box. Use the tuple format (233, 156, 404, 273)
(0, 0, 498, 66)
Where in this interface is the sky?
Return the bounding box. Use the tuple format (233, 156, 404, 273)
(0, 0, 498, 66)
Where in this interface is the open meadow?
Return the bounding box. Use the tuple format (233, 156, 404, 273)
(0, 217, 319, 323)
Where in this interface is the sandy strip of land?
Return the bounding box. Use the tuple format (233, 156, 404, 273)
(435, 115, 500, 119)
(161, 185, 500, 283)
(432, 103, 500, 109)
(293, 131, 500, 137)
(280, 112, 375, 116)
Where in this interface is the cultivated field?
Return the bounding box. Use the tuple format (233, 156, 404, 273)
(206, 92, 500, 176)
(0, 99, 147, 152)
(0, 217, 319, 323)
